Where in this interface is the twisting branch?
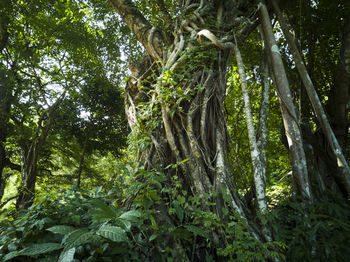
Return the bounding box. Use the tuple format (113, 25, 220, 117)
(109, 0, 165, 61)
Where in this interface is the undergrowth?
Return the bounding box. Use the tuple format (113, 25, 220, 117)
(0, 169, 349, 261)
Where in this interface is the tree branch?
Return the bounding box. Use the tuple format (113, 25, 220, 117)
(4, 159, 21, 172)
(0, 195, 18, 209)
(109, 0, 164, 60)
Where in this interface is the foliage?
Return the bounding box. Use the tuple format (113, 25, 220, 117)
(269, 195, 350, 262)
(1, 0, 350, 261)
(0, 169, 285, 261)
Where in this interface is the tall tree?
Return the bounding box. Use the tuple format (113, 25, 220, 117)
(0, 0, 126, 208)
(108, 0, 350, 255)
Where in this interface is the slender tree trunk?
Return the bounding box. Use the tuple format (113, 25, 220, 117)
(259, 3, 312, 201)
(233, 44, 268, 213)
(16, 95, 65, 209)
(327, 13, 350, 151)
(0, 68, 11, 202)
(77, 135, 88, 188)
(271, 0, 350, 197)
(256, 41, 271, 179)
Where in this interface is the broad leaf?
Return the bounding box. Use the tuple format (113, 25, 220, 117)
(119, 210, 142, 221)
(62, 229, 94, 249)
(58, 247, 76, 262)
(3, 251, 18, 261)
(97, 225, 128, 242)
(19, 243, 62, 257)
(47, 225, 76, 235)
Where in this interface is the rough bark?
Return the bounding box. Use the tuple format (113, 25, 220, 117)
(0, 68, 11, 202)
(271, 0, 350, 197)
(327, 13, 350, 150)
(77, 134, 88, 188)
(233, 44, 268, 213)
(110, 1, 266, 249)
(16, 94, 65, 210)
(259, 2, 312, 201)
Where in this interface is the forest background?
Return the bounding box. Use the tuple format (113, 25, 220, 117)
(0, 0, 350, 261)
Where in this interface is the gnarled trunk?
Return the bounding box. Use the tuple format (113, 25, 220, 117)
(111, 1, 279, 250)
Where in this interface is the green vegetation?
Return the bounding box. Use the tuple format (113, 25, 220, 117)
(1, 0, 350, 261)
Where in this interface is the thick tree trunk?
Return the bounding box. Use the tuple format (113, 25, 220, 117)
(111, 1, 278, 252)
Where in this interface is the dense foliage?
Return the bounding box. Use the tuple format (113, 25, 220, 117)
(1, 0, 350, 261)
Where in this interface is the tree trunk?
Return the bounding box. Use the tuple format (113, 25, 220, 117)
(233, 44, 268, 213)
(0, 68, 11, 202)
(259, 3, 313, 201)
(16, 95, 65, 209)
(271, 0, 350, 198)
(77, 134, 88, 188)
(110, 1, 281, 251)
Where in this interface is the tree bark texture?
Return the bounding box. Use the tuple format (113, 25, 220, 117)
(271, 0, 350, 198)
(0, 68, 12, 202)
(16, 95, 65, 209)
(259, 3, 312, 201)
(233, 44, 268, 213)
(110, 0, 269, 243)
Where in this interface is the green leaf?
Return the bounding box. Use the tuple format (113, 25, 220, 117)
(90, 199, 117, 220)
(3, 251, 18, 261)
(119, 210, 142, 221)
(149, 233, 159, 241)
(97, 225, 128, 242)
(47, 225, 76, 235)
(19, 243, 62, 257)
(173, 201, 184, 222)
(58, 247, 76, 262)
(184, 225, 209, 238)
(62, 229, 94, 249)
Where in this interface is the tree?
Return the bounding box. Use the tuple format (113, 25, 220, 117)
(0, 0, 126, 208)
(53, 75, 127, 188)
(108, 0, 350, 256)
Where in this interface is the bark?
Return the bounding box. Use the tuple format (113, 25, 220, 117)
(77, 134, 88, 188)
(327, 13, 350, 150)
(271, 0, 350, 197)
(16, 94, 66, 210)
(256, 43, 270, 180)
(110, 1, 264, 250)
(0, 68, 11, 202)
(259, 3, 312, 201)
(233, 44, 268, 213)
